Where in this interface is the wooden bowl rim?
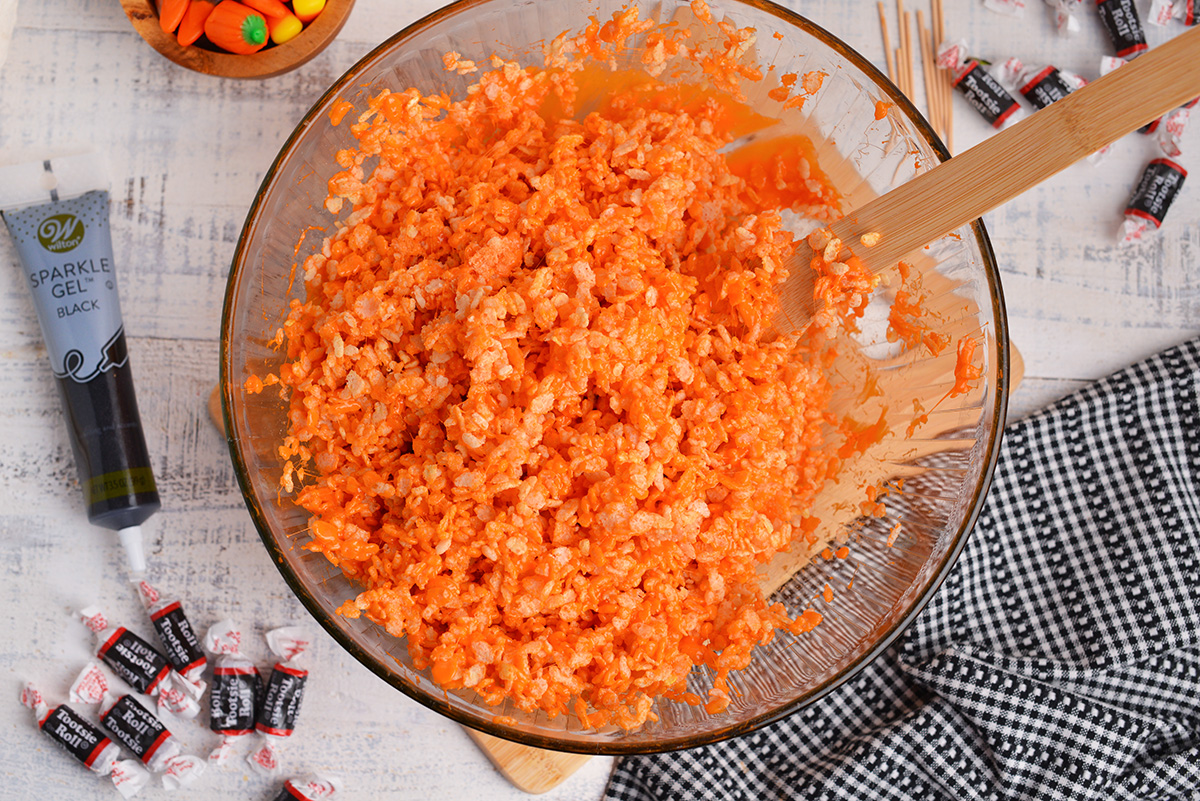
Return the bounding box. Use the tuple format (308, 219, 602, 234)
(120, 0, 356, 79)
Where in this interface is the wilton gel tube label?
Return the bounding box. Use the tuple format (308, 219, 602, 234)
(2, 155, 160, 567)
(3, 190, 127, 383)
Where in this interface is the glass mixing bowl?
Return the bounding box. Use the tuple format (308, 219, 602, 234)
(220, 0, 1009, 754)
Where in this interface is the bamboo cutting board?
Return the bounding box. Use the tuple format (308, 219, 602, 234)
(207, 340, 1021, 793)
(463, 729, 596, 795)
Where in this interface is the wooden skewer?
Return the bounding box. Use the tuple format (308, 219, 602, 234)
(931, 34, 947, 140)
(923, 5, 941, 137)
(879, 2, 897, 86)
(932, 0, 953, 150)
(908, 36, 916, 97)
(918, 13, 939, 130)
(877, 0, 954, 144)
(902, 10, 916, 99)
(941, 69, 950, 146)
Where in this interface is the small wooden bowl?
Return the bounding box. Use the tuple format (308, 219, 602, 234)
(120, 0, 355, 79)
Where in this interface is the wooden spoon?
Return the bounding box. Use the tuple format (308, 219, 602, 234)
(777, 24, 1200, 333)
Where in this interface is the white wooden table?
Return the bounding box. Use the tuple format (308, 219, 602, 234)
(1, 1, 1196, 799)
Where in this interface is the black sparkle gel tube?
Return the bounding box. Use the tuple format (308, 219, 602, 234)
(1, 153, 158, 573)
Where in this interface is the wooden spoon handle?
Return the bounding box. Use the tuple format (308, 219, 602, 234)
(835, 24, 1200, 273)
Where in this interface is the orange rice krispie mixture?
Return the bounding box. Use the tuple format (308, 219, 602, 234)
(270, 2, 878, 728)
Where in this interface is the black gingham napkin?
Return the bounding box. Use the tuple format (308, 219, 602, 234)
(606, 338, 1200, 801)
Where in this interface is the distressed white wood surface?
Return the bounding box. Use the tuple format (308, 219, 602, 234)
(0, 1, 1196, 799)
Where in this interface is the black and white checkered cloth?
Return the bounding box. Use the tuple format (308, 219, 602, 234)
(605, 338, 1200, 801)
